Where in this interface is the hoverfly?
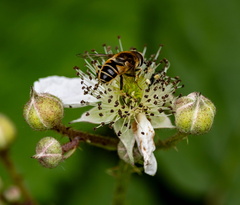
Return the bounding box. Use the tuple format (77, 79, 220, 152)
(80, 51, 144, 90)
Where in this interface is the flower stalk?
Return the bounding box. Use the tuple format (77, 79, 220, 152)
(112, 160, 133, 205)
(54, 123, 188, 153)
(53, 123, 119, 151)
(0, 149, 37, 205)
(155, 131, 188, 149)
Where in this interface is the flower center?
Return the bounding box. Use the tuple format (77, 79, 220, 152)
(121, 76, 144, 104)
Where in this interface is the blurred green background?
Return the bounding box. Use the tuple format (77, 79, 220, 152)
(0, 0, 239, 204)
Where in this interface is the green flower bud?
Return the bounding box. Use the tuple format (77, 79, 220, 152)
(23, 88, 64, 130)
(33, 137, 63, 168)
(0, 114, 16, 151)
(174, 92, 216, 135)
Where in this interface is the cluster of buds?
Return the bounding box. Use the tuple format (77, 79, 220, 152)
(23, 88, 65, 168)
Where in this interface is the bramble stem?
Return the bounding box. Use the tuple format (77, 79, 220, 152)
(112, 160, 132, 205)
(54, 124, 188, 152)
(0, 149, 37, 205)
(155, 132, 188, 149)
(53, 123, 119, 151)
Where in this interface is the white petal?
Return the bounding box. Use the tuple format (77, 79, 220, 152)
(134, 113, 157, 176)
(150, 114, 175, 129)
(144, 153, 157, 176)
(114, 120, 135, 164)
(71, 106, 116, 124)
(33, 76, 98, 108)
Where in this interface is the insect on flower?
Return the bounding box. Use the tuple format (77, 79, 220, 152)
(79, 41, 144, 90)
(33, 37, 184, 175)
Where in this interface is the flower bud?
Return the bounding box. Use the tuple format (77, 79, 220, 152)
(23, 88, 64, 130)
(174, 92, 216, 135)
(3, 186, 21, 203)
(33, 137, 63, 168)
(0, 114, 16, 151)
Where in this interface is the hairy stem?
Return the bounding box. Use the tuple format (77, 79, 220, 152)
(0, 149, 37, 205)
(156, 132, 188, 149)
(53, 123, 119, 151)
(112, 160, 132, 205)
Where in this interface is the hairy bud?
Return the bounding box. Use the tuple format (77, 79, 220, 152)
(174, 92, 216, 135)
(33, 137, 63, 168)
(0, 114, 16, 150)
(23, 88, 64, 130)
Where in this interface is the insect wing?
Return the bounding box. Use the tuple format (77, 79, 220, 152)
(77, 53, 114, 60)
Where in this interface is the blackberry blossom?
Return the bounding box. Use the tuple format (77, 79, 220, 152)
(33, 39, 182, 175)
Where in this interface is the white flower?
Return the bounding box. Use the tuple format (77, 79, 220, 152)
(33, 40, 182, 175)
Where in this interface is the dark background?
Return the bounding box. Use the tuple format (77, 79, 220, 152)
(1, 0, 239, 204)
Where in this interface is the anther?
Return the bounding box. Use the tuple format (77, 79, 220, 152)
(73, 66, 79, 70)
(158, 108, 163, 113)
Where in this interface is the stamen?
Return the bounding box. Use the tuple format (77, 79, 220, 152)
(142, 45, 147, 57)
(102, 43, 107, 54)
(118, 36, 123, 51)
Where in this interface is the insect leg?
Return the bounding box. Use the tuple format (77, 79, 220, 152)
(120, 75, 123, 90)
